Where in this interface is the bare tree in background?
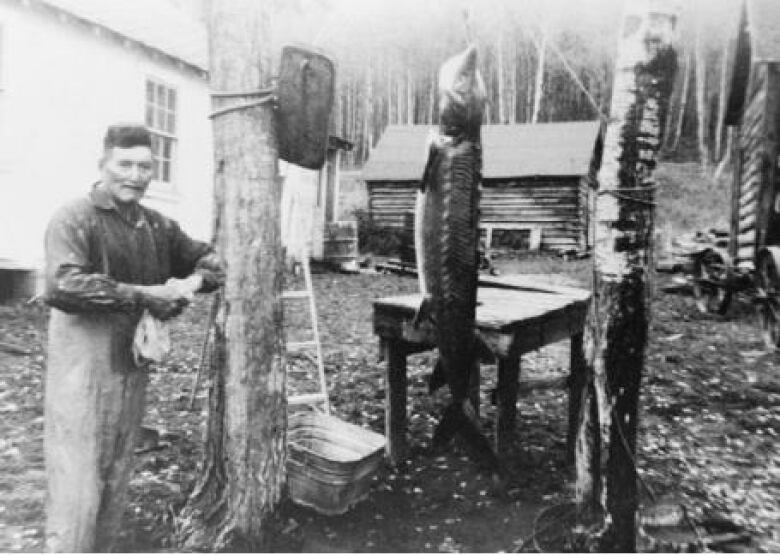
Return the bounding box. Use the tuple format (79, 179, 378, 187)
(531, 23, 547, 123)
(694, 0, 708, 170)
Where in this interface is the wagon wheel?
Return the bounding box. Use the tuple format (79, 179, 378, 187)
(691, 252, 731, 315)
(756, 255, 780, 350)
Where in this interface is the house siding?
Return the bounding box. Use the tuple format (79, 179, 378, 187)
(0, 1, 213, 273)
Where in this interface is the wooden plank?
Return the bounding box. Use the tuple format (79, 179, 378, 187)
(478, 274, 588, 298)
(0, 341, 32, 356)
(374, 286, 589, 338)
(738, 195, 758, 217)
(481, 197, 579, 206)
(738, 245, 755, 261)
(738, 209, 757, 230)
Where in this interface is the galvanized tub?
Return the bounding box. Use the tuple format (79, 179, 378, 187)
(286, 410, 385, 515)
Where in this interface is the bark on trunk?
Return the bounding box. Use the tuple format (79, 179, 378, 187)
(176, 1, 286, 550)
(531, 27, 547, 124)
(575, 1, 679, 551)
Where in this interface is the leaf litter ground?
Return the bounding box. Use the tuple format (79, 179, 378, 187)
(1, 265, 779, 552)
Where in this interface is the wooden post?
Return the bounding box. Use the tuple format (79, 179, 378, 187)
(496, 353, 520, 454)
(575, 1, 679, 551)
(176, 1, 285, 550)
(385, 339, 408, 467)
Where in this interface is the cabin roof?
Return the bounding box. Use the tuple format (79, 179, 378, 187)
(34, 0, 208, 71)
(361, 121, 603, 182)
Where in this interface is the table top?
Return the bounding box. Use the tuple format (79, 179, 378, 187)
(373, 274, 591, 355)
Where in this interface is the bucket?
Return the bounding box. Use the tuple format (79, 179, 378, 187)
(286, 410, 385, 515)
(323, 221, 358, 270)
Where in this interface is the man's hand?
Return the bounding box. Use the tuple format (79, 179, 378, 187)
(134, 284, 190, 321)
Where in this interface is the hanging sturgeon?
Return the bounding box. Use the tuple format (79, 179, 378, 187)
(414, 45, 506, 487)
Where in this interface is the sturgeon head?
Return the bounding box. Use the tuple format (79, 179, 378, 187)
(438, 45, 487, 139)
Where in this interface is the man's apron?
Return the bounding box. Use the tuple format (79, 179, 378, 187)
(44, 308, 145, 552)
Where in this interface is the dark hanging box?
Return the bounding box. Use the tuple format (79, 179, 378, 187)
(276, 45, 335, 171)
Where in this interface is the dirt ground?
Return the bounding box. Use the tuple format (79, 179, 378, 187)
(1, 260, 779, 552)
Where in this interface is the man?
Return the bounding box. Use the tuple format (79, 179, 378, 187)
(43, 124, 223, 551)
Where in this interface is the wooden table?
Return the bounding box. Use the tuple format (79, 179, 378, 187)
(373, 275, 591, 466)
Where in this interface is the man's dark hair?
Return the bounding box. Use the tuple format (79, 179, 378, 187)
(103, 124, 153, 150)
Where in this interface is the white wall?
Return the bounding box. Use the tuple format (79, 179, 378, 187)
(0, 3, 213, 271)
(280, 162, 325, 262)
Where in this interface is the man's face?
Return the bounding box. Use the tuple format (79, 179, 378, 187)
(100, 146, 154, 205)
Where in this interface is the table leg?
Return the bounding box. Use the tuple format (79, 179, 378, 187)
(384, 339, 407, 467)
(567, 333, 586, 465)
(496, 352, 520, 454)
(468, 358, 480, 418)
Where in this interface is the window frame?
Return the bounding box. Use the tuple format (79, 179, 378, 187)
(144, 76, 178, 192)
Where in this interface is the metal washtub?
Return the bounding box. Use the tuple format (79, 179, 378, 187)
(286, 410, 385, 515)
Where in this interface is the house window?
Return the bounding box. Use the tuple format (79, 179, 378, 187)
(145, 79, 177, 183)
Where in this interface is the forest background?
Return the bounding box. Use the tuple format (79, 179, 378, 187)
(233, 0, 741, 169)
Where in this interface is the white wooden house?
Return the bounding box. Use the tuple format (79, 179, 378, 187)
(0, 0, 213, 299)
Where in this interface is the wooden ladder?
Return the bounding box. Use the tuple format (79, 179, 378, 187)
(283, 255, 330, 414)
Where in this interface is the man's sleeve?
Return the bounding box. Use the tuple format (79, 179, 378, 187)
(44, 206, 139, 313)
(167, 220, 224, 293)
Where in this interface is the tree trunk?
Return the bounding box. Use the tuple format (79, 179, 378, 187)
(176, 1, 286, 550)
(714, 40, 729, 163)
(695, 1, 708, 170)
(575, 1, 678, 551)
(429, 70, 436, 124)
(670, 49, 691, 151)
(510, 40, 518, 123)
(714, 127, 733, 180)
(364, 61, 373, 158)
(386, 57, 393, 127)
(407, 67, 414, 124)
(497, 28, 506, 124)
(531, 27, 547, 124)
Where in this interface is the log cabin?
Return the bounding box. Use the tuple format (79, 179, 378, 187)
(725, 0, 780, 271)
(361, 121, 605, 254)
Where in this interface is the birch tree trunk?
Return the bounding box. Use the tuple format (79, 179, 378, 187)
(407, 67, 414, 124)
(714, 127, 733, 179)
(497, 28, 506, 124)
(576, 1, 679, 551)
(694, 1, 708, 170)
(670, 49, 690, 151)
(176, 1, 286, 549)
(386, 58, 393, 126)
(364, 62, 373, 157)
(510, 40, 518, 123)
(531, 27, 547, 124)
(714, 40, 729, 163)
(429, 71, 436, 124)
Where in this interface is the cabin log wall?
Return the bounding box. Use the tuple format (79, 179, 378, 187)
(733, 63, 768, 268)
(367, 177, 589, 252)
